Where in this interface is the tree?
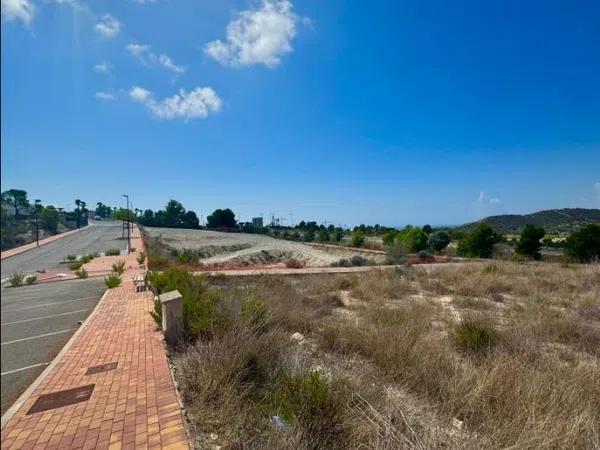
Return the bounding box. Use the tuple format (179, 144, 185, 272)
(304, 229, 315, 242)
(398, 227, 428, 252)
(382, 230, 398, 246)
(332, 229, 343, 243)
(1, 189, 30, 217)
(516, 224, 546, 260)
(182, 211, 200, 229)
(207, 208, 237, 228)
(112, 208, 137, 222)
(40, 206, 59, 233)
(428, 231, 451, 252)
(457, 223, 501, 258)
(318, 229, 330, 242)
(351, 230, 366, 247)
(164, 200, 186, 227)
(565, 224, 600, 262)
(423, 224, 433, 234)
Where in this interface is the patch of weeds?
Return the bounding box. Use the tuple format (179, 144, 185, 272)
(452, 317, 496, 354)
(373, 309, 406, 327)
(175, 248, 196, 265)
(25, 275, 37, 285)
(137, 251, 146, 265)
(241, 296, 269, 330)
(350, 255, 371, 266)
(104, 273, 122, 288)
(80, 255, 93, 264)
(482, 263, 498, 274)
(105, 248, 121, 256)
(8, 273, 25, 287)
(68, 261, 83, 271)
(75, 268, 88, 279)
(330, 258, 351, 267)
(66, 254, 77, 261)
(111, 260, 126, 275)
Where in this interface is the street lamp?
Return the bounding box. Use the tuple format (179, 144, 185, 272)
(34, 199, 42, 246)
(122, 194, 131, 253)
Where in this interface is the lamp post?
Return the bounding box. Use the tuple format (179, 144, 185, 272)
(34, 199, 42, 246)
(122, 194, 131, 253)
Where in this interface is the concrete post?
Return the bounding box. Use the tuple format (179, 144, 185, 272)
(159, 290, 183, 345)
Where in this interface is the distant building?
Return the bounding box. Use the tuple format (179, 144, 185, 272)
(252, 217, 264, 228)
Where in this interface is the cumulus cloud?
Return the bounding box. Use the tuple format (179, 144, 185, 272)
(129, 86, 221, 121)
(95, 91, 117, 100)
(478, 191, 500, 204)
(1, 0, 34, 25)
(94, 61, 112, 75)
(94, 14, 120, 38)
(127, 44, 185, 74)
(204, 0, 300, 68)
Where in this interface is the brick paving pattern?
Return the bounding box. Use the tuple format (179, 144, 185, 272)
(1, 227, 189, 450)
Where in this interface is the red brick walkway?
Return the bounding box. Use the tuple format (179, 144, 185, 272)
(1, 227, 189, 450)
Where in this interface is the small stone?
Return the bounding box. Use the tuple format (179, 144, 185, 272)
(452, 417, 463, 431)
(290, 332, 305, 342)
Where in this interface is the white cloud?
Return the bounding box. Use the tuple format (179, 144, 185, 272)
(127, 44, 185, 74)
(129, 86, 222, 121)
(477, 191, 500, 205)
(1, 0, 34, 25)
(204, 0, 300, 68)
(94, 61, 112, 75)
(94, 14, 120, 38)
(95, 91, 117, 100)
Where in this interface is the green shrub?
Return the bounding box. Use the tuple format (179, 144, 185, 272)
(457, 223, 501, 258)
(417, 249, 433, 259)
(452, 318, 496, 354)
(304, 229, 315, 242)
(330, 258, 351, 267)
(382, 230, 398, 246)
(75, 268, 88, 279)
(175, 249, 195, 265)
(350, 255, 370, 266)
(68, 261, 83, 271)
(25, 275, 37, 285)
(350, 230, 365, 247)
(318, 230, 330, 243)
(516, 224, 546, 260)
(397, 227, 428, 252)
(137, 251, 146, 265)
(265, 370, 349, 448)
(565, 223, 600, 263)
(428, 231, 451, 252)
(105, 248, 121, 256)
(385, 243, 408, 264)
(80, 255, 93, 264)
(332, 230, 343, 243)
(8, 272, 25, 287)
(104, 273, 122, 288)
(241, 296, 269, 330)
(111, 260, 126, 275)
(66, 254, 77, 261)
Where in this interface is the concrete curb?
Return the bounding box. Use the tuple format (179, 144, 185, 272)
(0, 226, 89, 260)
(0, 287, 109, 430)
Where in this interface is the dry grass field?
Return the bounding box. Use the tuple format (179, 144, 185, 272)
(167, 261, 600, 449)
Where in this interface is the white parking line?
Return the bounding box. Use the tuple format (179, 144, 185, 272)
(1, 309, 90, 326)
(2, 295, 100, 313)
(1, 328, 77, 346)
(1, 362, 50, 376)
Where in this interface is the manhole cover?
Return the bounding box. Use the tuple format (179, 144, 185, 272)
(27, 384, 95, 415)
(86, 362, 118, 375)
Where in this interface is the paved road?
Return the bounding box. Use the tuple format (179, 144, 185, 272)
(1, 221, 127, 279)
(0, 278, 107, 415)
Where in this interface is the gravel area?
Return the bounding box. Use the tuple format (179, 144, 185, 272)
(144, 227, 386, 267)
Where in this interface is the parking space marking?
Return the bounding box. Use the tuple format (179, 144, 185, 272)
(1, 363, 50, 376)
(1, 309, 90, 326)
(2, 295, 100, 313)
(1, 328, 77, 346)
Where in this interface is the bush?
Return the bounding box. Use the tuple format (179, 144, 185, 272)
(428, 231, 451, 252)
(304, 229, 315, 242)
(147, 268, 225, 339)
(175, 249, 196, 265)
(332, 230, 343, 243)
(66, 254, 77, 261)
(457, 223, 501, 258)
(330, 258, 351, 267)
(68, 261, 83, 271)
(385, 243, 408, 264)
(285, 259, 304, 269)
(265, 370, 349, 448)
(417, 249, 433, 259)
(104, 273, 122, 288)
(318, 229, 330, 243)
(516, 224, 546, 260)
(350, 255, 369, 266)
(350, 230, 365, 247)
(80, 255, 93, 264)
(397, 227, 428, 252)
(75, 268, 88, 279)
(382, 230, 398, 246)
(105, 248, 121, 256)
(241, 296, 269, 329)
(565, 224, 600, 262)
(137, 251, 146, 265)
(111, 260, 126, 275)
(452, 318, 496, 354)
(25, 275, 37, 285)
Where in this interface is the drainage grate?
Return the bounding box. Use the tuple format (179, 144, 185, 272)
(27, 384, 95, 415)
(85, 361, 118, 375)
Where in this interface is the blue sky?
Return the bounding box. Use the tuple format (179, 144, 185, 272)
(1, 0, 599, 227)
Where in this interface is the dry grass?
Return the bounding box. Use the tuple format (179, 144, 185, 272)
(171, 261, 600, 449)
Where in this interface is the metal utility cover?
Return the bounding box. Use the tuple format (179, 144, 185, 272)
(27, 384, 95, 415)
(85, 362, 118, 375)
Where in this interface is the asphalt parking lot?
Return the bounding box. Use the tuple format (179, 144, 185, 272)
(0, 278, 107, 415)
(1, 221, 127, 279)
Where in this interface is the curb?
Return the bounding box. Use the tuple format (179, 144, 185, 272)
(0, 287, 109, 430)
(0, 226, 89, 260)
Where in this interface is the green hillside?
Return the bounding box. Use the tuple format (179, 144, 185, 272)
(457, 208, 600, 233)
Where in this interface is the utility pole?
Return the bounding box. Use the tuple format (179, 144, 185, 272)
(34, 199, 41, 246)
(122, 194, 131, 253)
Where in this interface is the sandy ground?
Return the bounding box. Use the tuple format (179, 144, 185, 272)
(145, 228, 387, 267)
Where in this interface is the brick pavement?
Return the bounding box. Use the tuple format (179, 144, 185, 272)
(1, 227, 189, 450)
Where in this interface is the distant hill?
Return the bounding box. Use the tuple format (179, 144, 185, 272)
(456, 208, 600, 233)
